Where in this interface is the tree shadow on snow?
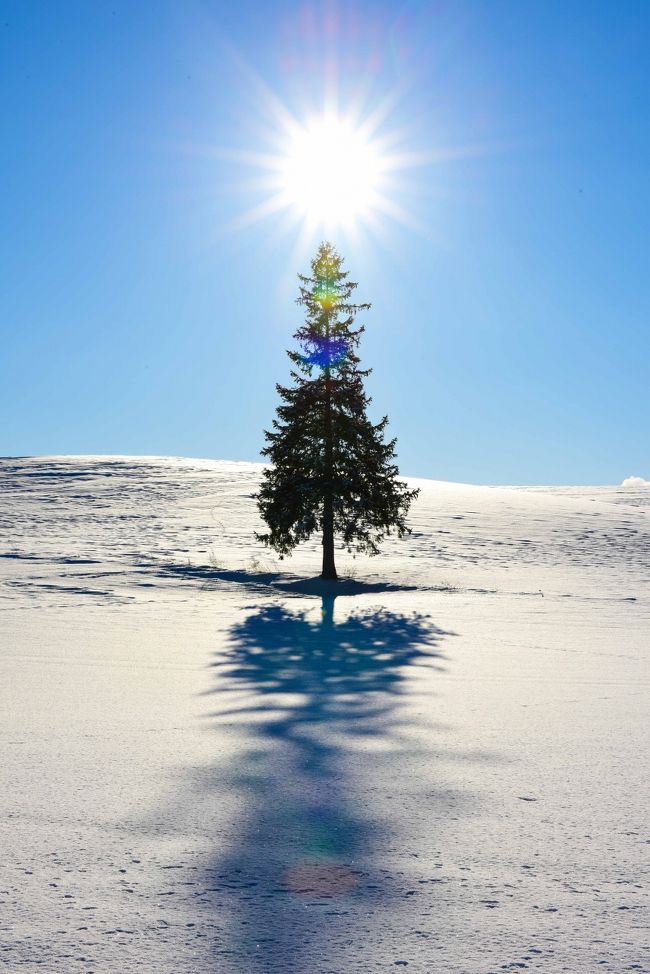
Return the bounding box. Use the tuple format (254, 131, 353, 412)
(147, 560, 420, 598)
(197, 594, 470, 972)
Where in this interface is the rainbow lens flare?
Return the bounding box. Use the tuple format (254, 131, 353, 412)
(314, 284, 340, 310)
(302, 335, 349, 369)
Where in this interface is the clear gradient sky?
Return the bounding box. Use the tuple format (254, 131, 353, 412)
(1, 1, 649, 484)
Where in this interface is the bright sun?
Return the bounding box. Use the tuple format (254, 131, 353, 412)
(280, 116, 383, 226)
(223, 95, 426, 240)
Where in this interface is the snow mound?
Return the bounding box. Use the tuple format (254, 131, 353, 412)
(1, 456, 649, 973)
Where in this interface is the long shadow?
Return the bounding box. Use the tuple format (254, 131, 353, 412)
(199, 593, 454, 972)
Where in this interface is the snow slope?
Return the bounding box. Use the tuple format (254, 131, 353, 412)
(1, 456, 648, 973)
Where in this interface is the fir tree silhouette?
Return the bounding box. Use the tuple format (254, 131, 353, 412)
(257, 242, 418, 580)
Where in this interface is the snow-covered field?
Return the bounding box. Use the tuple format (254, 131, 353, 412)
(1, 456, 648, 974)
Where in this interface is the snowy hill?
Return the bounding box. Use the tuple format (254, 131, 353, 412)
(1, 456, 648, 973)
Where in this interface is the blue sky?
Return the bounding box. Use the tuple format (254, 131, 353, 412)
(1, 1, 648, 484)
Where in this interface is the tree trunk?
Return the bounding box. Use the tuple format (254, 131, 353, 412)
(322, 494, 337, 579)
(321, 305, 337, 580)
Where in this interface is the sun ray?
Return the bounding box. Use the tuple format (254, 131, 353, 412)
(201, 54, 463, 250)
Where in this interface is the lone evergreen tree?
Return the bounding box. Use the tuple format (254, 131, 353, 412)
(256, 242, 419, 580)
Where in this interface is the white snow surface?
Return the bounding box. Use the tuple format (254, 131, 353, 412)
(1, 455, 648, 974)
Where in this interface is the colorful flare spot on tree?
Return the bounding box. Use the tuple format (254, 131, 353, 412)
(301, 335, 349, 369)
(315, 283, 339, 310)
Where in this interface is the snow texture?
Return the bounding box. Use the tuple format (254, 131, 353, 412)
(1, 456, 648, 973)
